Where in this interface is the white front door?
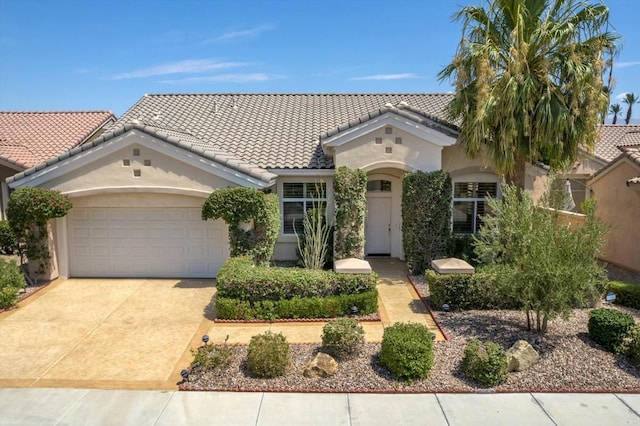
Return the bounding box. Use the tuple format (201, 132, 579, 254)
(365, 196, 392, 255)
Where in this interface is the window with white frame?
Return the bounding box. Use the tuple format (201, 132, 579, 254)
(282, 182, 327, 234)
(452, 181, 498, 233)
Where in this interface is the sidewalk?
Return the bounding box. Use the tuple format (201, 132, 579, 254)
(1, 388, 638, 425)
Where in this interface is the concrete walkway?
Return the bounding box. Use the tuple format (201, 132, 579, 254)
(1, 388, 639, 425)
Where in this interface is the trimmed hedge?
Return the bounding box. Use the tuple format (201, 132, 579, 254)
(0, 220, 16, 255)
(588, 308, 635, 353)
(379, 322, 434, 383)
(426, 269, 520, 311)
(0, 258, 26, 309)
(608, 281, 640, 310)
(216, 290, 378, 320)
(216, 256, 377, 302)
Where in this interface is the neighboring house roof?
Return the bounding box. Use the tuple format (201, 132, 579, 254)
(7, 123, 277, 185)
(0, 111, 115, 170)
(589, 143, 640, 188)
(593, 125, 640, 163)
(116, 93, 455, 170)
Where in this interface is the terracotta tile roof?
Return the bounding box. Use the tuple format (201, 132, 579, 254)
(620, 145, 640, 168)
(8, 123, 277, 185)
(594, 125, 640, 162)
(0, 111, 115, 169)
(116, 93, 455, 169)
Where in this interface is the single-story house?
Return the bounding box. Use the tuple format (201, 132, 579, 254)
(563, 125, 640, 211)
(5, 94, 550, 279)
(0, 111, 116, 219)
(588, 142, 640, 272)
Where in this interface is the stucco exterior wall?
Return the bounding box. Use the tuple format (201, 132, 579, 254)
(590, 160, 640, 272)
(40, 143, 236, 196)
(1, 164, 21, 219)
(333, 126, 443, 172)
(442, 144, 493, 177)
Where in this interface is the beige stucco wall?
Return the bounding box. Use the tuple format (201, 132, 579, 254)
(40, 143, 236, 196)
(333, 126, 443, 172)
(0, 164, 21, 219)
(590, 160, 640, 272)
(442, 144, 494, 177)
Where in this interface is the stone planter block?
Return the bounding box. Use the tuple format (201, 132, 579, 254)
(431, 258, 474, 274)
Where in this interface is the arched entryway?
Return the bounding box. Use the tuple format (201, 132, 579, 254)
(365, 168, 404, 258)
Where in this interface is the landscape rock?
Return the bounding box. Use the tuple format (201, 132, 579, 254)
(303, 353, 339, 378)
(506, 340, 540, 372)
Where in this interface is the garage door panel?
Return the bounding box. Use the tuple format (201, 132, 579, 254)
(69, 207, 228, 278)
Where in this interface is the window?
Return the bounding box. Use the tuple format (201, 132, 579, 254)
(452, 182, 498, 233)
(282, 182, 327, 234)
(367, 180, 391, 192)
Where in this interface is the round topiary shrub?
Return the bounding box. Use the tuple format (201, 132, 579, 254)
(0, 258, 26, 309)
(247, 331, 291, 378)
(588, 308, 635, 353)
(461, 339, 508, 387)
(321, 318, 365, 359)
(379, 322, 434, 382)
(624, 324, 640, 367)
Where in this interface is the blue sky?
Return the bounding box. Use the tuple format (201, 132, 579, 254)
(0, 0, 638, 121)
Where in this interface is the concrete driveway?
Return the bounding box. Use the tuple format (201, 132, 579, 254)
(0, 278, 216, 390)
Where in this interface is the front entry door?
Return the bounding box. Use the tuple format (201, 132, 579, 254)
(365, 196, 391, 255)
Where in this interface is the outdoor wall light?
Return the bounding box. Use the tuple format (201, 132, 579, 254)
(180, 369, 189, 381)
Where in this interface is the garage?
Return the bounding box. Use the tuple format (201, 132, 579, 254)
(68, 206, 229, 278)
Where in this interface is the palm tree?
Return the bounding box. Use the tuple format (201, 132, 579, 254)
(609, 104, 622, 124)
(623, 93, 639, 125)
(438, 0, 619, 187)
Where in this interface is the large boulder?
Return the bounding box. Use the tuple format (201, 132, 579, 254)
(303, 353, 339, 378)
(506, 340, 540, 372)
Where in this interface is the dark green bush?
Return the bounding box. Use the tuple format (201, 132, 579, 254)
(402, 170, 452, 274)
(190, 340, 235, 371)
(449, 234, 479, 266)
(426, 269, 520, 311)
(247, 331, 290, 378)
(321, 318, 365, 359)
(215, 289, 378, 320)
(608, 281, 640, 310)
(461, 339, 508, 387)
(0, 220, 17, 255)
(0, 258, 26, 309)
(588, 308, 635, 353)
(216, 256, 377, 302)
(379, 322, 434, 383)
(624, 325, 640, 367)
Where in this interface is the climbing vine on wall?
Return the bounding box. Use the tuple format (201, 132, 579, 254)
(7, 187, 73, 278)
(402, 170, 452, 274)
(202, 187, 280, 266)
(333, 166, 367, 259)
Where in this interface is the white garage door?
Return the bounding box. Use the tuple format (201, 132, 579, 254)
(68, 207, 229, 278)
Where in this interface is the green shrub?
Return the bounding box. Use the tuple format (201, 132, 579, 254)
(426, 269, 519, 311)
(588, 308, 635, 353)
(216, 256, 377, 302)
(202, 188, 280, 265)
(334, 166, 367, 259)
(0, 220, 17, 255)
(608, 281, 640, 310)
(449, 234, 479, 266)
(215, 289, 378, 320)
(0, 259, 26, 309)
(247, 331, 291, 378)
(402, 170, 452, 274)
(624, 325, 640, 367)
(190, 339, 235, 371)
(379, 322, 434, 382)
(321, 318, 365, 359)
(461, 339, 508, 387)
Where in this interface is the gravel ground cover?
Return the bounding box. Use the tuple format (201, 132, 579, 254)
(183, 273, 640, 393)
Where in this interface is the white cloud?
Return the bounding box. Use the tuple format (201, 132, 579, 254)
(203, 25, 275, 43)
(615, 92, 631, 100)
(614, 61, 640, 69)
(112, 60, 247, 80)
(350, 73, 418, 81)
(159, 73, 275, 84)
